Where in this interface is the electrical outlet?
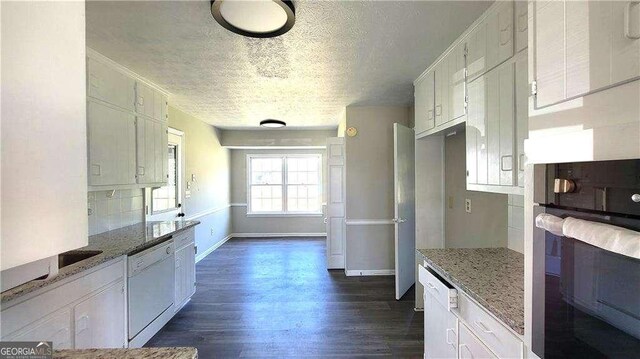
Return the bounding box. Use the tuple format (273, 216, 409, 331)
(465, 199, 472, 213)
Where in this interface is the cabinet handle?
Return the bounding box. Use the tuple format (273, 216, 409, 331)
(427, 109, 434, 120)
(137, 166, 145, 176)
(91, 164, 102, 176)
(426, 282, 440, 293)
(625, 2, 640, 39)
(323, 217, 328, 224)
(518, 12, 528, 32)
(76, 315, 90, 332)
(500, 23, 512, 45)
(501, 155, 513, 171)
(446, 328, 457, 347)
(518, 153, 526, 171)
(473, 320, 495, 336)
(435, 105, 442, 116)
(460, 344, 474, 358)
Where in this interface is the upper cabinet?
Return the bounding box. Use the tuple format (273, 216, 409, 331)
(1, 1, 88, 272)
(86, 50, 169, 190)
(531, 1, 640, 109)
(414, 70, 436, 135)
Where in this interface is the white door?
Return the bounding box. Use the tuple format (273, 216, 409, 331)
(147, 128, 185, 221)
(326, 137, 346, 269)
(393, 123, 416, 300)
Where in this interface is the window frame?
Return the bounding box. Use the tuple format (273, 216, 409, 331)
(246, 153, 323, 217)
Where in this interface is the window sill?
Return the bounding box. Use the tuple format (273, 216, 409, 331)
(246, 212, 323, 218)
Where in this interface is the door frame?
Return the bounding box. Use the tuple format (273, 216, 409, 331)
(145, 127, 185, 222)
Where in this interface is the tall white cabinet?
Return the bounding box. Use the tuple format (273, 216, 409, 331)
(1, 0, 88, 273)
(86, 50, 169, 190)
(174, 228, 196, 312)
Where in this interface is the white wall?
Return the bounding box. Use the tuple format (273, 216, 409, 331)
(229, 148, 327, 236)
(344, 105, 411, 272)
(507, 194, 524, 253)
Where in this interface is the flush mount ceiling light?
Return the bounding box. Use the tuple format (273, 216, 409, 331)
(260, 119, 286, 128)
(211, 0, 295, 38)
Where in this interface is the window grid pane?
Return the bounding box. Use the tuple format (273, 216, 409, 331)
(152, 144, 178, 213)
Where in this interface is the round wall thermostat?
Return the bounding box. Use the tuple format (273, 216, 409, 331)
(346, 127, 357, 137)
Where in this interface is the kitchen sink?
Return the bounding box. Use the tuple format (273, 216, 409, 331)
(58, 250, 103, 269)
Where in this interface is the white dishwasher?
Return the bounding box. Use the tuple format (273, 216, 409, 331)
(127, 239, 175, 340)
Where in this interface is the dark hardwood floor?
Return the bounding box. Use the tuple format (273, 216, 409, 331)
(146, 237, 424, 358)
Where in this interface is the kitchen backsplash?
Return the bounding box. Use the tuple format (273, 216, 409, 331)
(507, 194, 524, 253)
(88, 189, 144, 236)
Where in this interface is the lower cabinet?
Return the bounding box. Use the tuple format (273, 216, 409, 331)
(174, 230, 196, 312)
(424, 291, 458, 359)
(459, 323, 496, 359)
(0, 257, 127, 349)
(74, 279, 126, 349)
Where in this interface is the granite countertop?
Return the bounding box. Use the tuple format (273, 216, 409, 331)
(53, 347, 197, 359)
(1, 220, 200, 304)
(417, 247, 524, 335)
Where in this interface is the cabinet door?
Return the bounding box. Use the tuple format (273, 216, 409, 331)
(4, 308, 72, 349)
(515, 51, 528, 188)
(136, 118, 168, 184)
(459, 323, 496, 359)
(414, 71, 435, 135)
(175, 243, 196, 310)
(74, 280, 126, 349)
(449, 41, 467, 122)
(434, 60, 450, 127)
(153, 91, 168, 122)
(532, 1, 566, 108)
(611, 1, 640, 84)
(497, 62, 515, 187)
(135, 81, 155, 119)
(466, 76, 487, 185)
(87, 58, 135, 111)
(515, 1, 528, 52)
(467, 21, 488, 81)
(424, 292, 457, 359)
(88, 101, 137, 186)
(486, 1, 514, 70)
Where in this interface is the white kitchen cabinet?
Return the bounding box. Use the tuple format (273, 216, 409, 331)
(459, 323, 496, 359)
(4, 308, 73, 349)
(136, 81, 168, 122)
(74, 280, 126, 349)
(467, 57, 518, 193)
(136, 117, 168, 185)
(174, 229, 196, 312)
(434, 59, 450, 127)
(414, 70, 436, 135)
(424, 291, 458, 359)
(515, 51, 528, 188)
(87, 101, 137, 187)
(514, 1, 528, 53)
(532, 1, 640, 109)
(467, 1, 514, 82)
(88, 57, 136, 111)
(448, 41, 467, 122)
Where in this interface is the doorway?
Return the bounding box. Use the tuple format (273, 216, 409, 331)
(146, 128, 185, 221)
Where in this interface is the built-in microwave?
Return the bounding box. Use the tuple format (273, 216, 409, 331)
(532, 159, 640, 358)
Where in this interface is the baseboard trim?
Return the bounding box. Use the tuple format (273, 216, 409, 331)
(195, 234, 232, 263)
(231, 233, 326, 238)
(345, 269, 395, 276)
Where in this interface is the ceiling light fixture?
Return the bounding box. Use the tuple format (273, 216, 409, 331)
(211, 0, 295, 38)
(260, 119, 286, 128)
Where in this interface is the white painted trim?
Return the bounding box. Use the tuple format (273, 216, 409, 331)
(246, 213, 323, 218)
(345, 219, 395, 225)
(231, 233, 326, 238)
(230, 203, 247, 207)
(345, 269, 395, 276)
(225, 146, 326, 150)
(195, 234, 232, 263)
(185, 205, 231, 221)
(86, 47, 170, 96)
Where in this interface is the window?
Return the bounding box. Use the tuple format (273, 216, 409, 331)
(151, 144, 179, 213)
(247, 154, 322, 215)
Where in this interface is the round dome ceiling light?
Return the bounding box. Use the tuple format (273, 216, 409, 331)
(260, 119, 286, 128)
(211, 0, 295, 38)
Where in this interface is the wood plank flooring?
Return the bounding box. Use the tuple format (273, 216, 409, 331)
(146, 237, 424, 358)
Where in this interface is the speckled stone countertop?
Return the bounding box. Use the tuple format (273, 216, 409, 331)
(53, 347, 197, 359)
(1, 220, 199, 304)
(417, 247, 524, 335)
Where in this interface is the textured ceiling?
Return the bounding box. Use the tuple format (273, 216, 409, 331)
(86, 0, 492, 128)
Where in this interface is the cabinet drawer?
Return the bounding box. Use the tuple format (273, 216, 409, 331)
(459, 323, 496, 359)
(174, 228, 195, 250)
(419, 265, 458, 310)
(454, 292, 522, 359)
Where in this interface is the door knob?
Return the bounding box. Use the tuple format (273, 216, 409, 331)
(632, 194, 640, 203)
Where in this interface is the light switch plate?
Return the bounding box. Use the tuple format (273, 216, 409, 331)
(465, 199, 472, 213)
